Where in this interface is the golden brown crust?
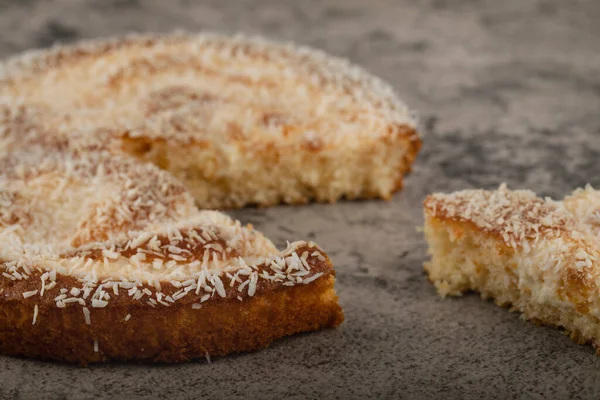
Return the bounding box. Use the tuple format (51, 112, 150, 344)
(0, 244, 343, 365)
(0, 275, 342, 366)
(390, 125, 421, 196)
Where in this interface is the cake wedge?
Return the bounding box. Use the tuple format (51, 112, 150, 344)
(424, 184, 600, 352)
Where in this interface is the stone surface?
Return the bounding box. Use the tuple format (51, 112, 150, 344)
(1, 0, 600, 399)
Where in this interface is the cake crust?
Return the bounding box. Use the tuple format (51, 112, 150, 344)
(0, 245, 342, 366)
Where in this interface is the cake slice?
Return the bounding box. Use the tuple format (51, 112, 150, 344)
(0, 142, 343, 365)
(424, 184, 600, 351)
(0, 32, 421, 208)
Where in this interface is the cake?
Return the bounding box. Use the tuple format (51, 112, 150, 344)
(424, 184, 600, 352)
(0, 32, 421, 365)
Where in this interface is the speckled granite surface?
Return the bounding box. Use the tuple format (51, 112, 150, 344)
(1, 0, 600, 399)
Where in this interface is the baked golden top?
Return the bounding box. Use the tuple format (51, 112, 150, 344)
(424, 184, 578, 248)
(424, 184, 600, 281)
(0, 32, 417, 149)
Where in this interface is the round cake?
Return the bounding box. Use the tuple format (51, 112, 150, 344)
(0, 33, 420, 365)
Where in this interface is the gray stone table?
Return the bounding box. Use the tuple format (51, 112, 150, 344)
(1, 0, 600, 399)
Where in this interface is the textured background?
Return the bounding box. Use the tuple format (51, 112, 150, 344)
(1, 0, 600, 399)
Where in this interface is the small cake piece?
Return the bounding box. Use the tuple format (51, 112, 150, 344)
(0, 141, 343, 365)
(424, 183, 600, 352)
(0, 32, 421, 208)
